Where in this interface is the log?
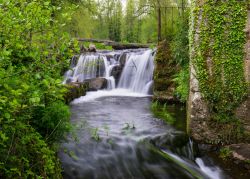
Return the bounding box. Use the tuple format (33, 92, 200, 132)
(110, 42, 149, 50)
(77, 38, 150, 50)
(77, 38, 114, 44)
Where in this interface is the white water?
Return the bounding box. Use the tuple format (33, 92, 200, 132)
(118, 50, 154, 93)
(65, 49, 155, 102)
(161, 149, 223, 179)
(64, 49, 226, 179)
(71, 89, 151, 104)
(63, 54, 118, 88)
(196, 158, 223, 179)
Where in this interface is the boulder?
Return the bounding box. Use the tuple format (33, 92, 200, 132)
(64, 82, 89, 104)
(88, 44, 96, 52)
(88, 78, 107, 91)
(111, 65, 122, 84)
(119, 53, 127, 67)
(80, 45, 87, 53)
(147, 82, 153, 95)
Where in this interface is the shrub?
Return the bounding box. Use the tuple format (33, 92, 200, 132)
(0, 122, 62, 178)
(173, 66, 189, 102)
(35, 101, 71, 142)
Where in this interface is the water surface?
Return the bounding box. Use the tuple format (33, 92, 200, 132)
(59, 94, 224, 179)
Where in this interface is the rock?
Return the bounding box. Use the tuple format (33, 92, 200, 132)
(229, 144, 250, 161)
(219, 144, 250, 174)
(80, 45, 87, 53)
(65, 78, 72, 84)
(70, 55, 79, 68)
(88, 78, 107, 91)
(111, 65, 122, 84)
(119, 53, 127, 67)
(153, 91, 181, 104)
(147, 82, 153, 95)
(88, 44, 96, 52)
(64, 82, 88, 104)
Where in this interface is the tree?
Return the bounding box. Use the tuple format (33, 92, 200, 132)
(0, 0, 77, 177)
(125, 0, 136, 42)
(114, 0, 122, 41)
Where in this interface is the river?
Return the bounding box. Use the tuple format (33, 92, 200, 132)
(59, 49, 227, 179)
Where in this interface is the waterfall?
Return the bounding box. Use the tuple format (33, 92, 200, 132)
(118, 49, 154, 94)
(64, 49, 155, 95)
(63, 54, 117, 89)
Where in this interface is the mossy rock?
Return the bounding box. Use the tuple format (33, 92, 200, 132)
(154, 79, 172, 91)
(64, 82, 89, 104)
(153, 40, 178, 96)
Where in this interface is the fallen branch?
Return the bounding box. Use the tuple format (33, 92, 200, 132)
(76, 38, 150, 50)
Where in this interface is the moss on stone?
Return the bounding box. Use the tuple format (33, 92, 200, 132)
(64, 82, 89, 104)
(190, 0, 248, 122)
(154, 40, 178, 102)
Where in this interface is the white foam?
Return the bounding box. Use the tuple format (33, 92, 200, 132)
(71, 89, 151, 104)
(196, 158, 223, 179)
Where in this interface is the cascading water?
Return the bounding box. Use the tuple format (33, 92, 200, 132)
(118, 50, 154, 94)
(63, 49, 154, 94)
(63, 54, 117, 89)
(60, 49, 228, 179)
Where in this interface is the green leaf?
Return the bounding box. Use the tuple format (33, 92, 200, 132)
(4, 113, 10, 119)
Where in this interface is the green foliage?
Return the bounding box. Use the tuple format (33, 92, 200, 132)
(108, 0, 123, 41)
(64, 1, 97, 38)
(34, 101, 71, 142)
(190, 0, 248, 122)
(171, 13, 189, 66)
(0, 121, 62, 178)
(154, 8, 190, 102)
(219, 147, 232, 160)
(151, 101, 175, 125)
(0, 0, 78, 177)
(82, 42, 113, 50)
(124, 0, 136, 42)
(63, 0, 189, 43)
(91, 127, 101, 141)
(173, 66, 189, 102)
(122, 122, 136, 135)
(171, 11, 190, 102)
(154, 40, 176, 92)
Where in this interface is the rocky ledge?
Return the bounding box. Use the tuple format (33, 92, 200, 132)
(227, 143, 250, 171)
(64, 77, 108, 103)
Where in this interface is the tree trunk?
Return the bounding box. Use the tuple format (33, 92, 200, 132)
(157, 6, 162, 43)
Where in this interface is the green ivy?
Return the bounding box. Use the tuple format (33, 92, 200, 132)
(190, 0, 248, 122)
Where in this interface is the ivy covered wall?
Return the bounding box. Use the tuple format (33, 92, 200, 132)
(188, 0, 250, 144)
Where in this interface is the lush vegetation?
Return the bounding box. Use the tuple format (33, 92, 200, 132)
(171, 11, 189, 102)
(151, 101, 175, 125)
(1, 0, 248, 177)
(190, 1, 248, 122)
(0, 0, 79, 177)
(0, 0, 190, 177)
(154, 8, 189, 103)
(65, 0, 188, 43)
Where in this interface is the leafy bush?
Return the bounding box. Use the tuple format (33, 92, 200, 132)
(0, 0, 77, 177)
(39, 101, 71, 142)
(173, 66, 189, 102)
(170, 11, 190, 102)
(219, 147, 232, 160)
(0, 122, 62, 178)
(170, 16, 189, 67)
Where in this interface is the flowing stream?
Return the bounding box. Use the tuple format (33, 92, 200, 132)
(59, 49, 226, 179)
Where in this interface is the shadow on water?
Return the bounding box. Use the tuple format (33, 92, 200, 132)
(58, 96, 225, 179)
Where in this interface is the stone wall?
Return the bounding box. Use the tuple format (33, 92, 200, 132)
(187, 2, 250, 143)
(236, 6, 250, 134)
